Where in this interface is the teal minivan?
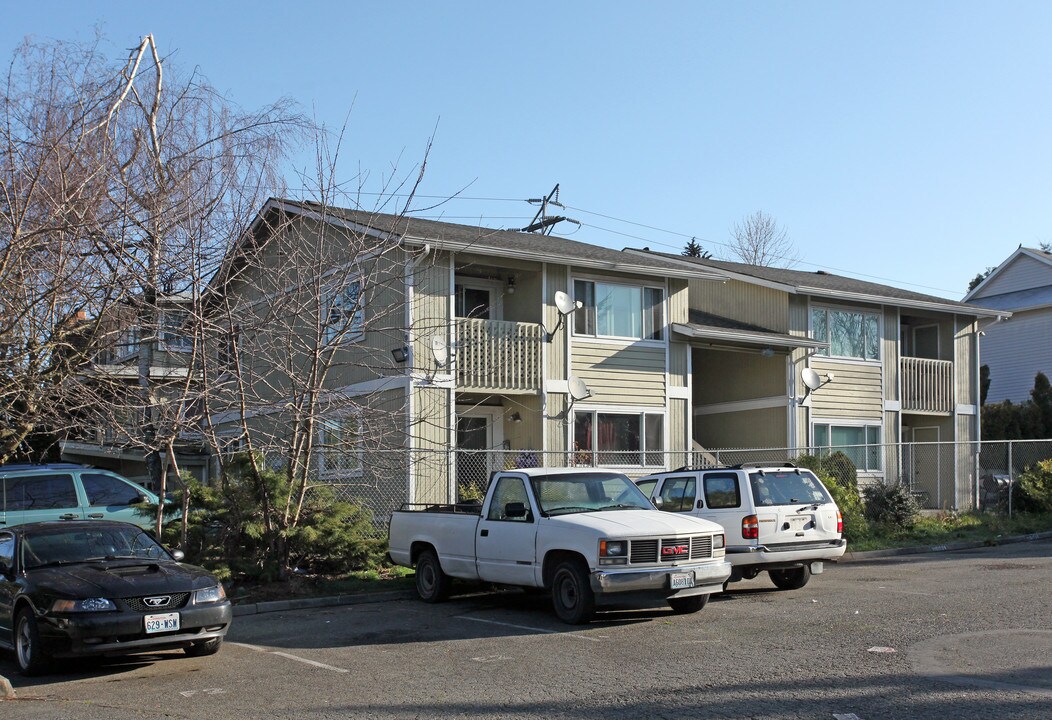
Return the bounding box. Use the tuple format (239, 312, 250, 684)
(0, 463, 160, 530)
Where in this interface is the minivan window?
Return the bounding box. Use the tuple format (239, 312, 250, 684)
(4, 475, 78, 511)
(0, 533, 14, 569)
(657, 476, 696, 512)
(82, 474, 143, 507)
(749, 470, 830, 507)
(703, 473, 741, 509)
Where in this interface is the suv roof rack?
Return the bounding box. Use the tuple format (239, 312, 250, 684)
(730, 461, 798, 469)
(0, 462, 87, 471)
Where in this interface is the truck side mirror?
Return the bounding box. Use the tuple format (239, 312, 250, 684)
(504, 502, 528, 519)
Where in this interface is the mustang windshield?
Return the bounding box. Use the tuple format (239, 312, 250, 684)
(22, 525, 171, 569)
(530, 472, 653, 516)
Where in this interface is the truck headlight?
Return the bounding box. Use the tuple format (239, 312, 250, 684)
(713, 534, 725, 550)
(52, 598, 116, 613)
(599, 539, 629, 565)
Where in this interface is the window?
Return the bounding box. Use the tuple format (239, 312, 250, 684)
(3, 475, 78, 511)
(455, 284, 494, 320)
(811, 306, 880, 361)
(316, 417, 362, 478)
(324, 280, 364, 344)
(82, 474, 143, 507)
(0, 533, 13, 570)
(486, 476, 532, 522)
(749, 470, 831, 506)
(573, 280, 664, 341)
(657, 476, 696, 512)
(573, 411, 664, 466)
(160, 310, 193, 351)
(116, 327, 140, 360)
(813, 423, 882, 472)
(703, 473, 742, 509)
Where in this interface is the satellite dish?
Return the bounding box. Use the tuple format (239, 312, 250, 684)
(430, 336, 448, 367)
(554, 291, 582, 316)
(568, 376, 594, 402)
(802, 368, 822, 391)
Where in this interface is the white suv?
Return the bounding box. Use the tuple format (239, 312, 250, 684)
(637, 464, 846, 590)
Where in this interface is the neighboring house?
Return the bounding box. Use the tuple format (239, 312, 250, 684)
(626, 251, 1005, 509)
(59, 293, 212, 487)
(963, 246, 1052, 403)
(206, 200, 1006, 513)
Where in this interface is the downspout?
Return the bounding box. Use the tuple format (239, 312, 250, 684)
(973, 314, 1005, 510)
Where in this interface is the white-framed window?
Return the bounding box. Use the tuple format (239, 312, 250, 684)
(573, 279, 664, 341)
(116, 327, 140, 360)
(316, 416, 363, 478)
(159, 310, 193, 352)
(810, 305, 880, 361)
(812, 422, 882, 472)
(573, 410, 664, 466)
(324, 279, 365, 344)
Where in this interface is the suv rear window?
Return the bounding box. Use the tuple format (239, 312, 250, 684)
(748, 470, 831, 507)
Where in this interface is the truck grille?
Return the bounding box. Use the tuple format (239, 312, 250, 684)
(629, 535, 712, 564)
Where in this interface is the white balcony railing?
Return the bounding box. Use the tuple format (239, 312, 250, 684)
(900, 356, 953, 413)
(456, 318, 542, 392)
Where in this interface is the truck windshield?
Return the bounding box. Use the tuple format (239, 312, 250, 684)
(530, 472, 653, 516)
(748, 470, 831, 507)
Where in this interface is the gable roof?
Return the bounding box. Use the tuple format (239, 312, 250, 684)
(963, 246, 1052, 302)
(627, 249, 1008, 318)
(267, 199, 728, 282)
(672, 309, 827, 351)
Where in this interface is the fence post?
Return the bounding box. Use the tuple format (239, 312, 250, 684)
(1007, 440, 1013, 518)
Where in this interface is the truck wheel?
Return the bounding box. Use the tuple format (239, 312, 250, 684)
(769, 565, 811, 590)
(668, 595, 709, 614)
(15, 608, 52, 676)
(415, 548, 451, 603)
(551, 559, 595, 624)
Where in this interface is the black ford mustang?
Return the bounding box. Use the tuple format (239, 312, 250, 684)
(0, 520, 232, 675)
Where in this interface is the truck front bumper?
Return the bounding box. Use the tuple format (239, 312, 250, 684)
(590, 559, 732, 598)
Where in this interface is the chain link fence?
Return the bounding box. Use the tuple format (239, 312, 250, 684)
(303, 440, 1052, 536)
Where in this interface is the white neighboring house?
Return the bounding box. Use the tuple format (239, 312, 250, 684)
(964, 246, 1052, 403)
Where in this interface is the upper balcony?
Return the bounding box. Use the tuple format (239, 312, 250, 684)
(456, 318, 542, 393)
(900, 356, 953, 414)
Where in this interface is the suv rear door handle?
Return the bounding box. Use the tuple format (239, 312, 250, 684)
(88, 513, 104, 519)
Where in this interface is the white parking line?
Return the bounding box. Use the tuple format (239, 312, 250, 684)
(228, 642, 350, 673)
(455, 615, 604, 642)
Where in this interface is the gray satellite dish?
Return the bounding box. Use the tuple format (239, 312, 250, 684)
(568, 376, 594, 402)
(430, 336, 448, 367)
(554, 290, 582, 316)
(801, 368, 822, 391)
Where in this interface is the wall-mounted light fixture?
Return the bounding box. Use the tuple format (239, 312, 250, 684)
(509, 411, 522, 423)
(507, 275, 516, 294)
(391, 346, 409, 363)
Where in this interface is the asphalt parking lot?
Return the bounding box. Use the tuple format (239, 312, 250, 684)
(3, 539, 1051, 720)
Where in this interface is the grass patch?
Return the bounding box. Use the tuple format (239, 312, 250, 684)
(848, 511, 1052, 552)
(229, 565, 414, 605)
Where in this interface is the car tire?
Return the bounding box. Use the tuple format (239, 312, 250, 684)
(15, 608, 52, 676)
(550, 558, 595, 625)
(668, 594, 709, 614)
(769, 565, 811, 590)
(184, 637, 223, 657)
(415, 548, 451, 603)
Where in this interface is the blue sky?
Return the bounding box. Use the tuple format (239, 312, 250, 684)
(4, 2, 1051, 300)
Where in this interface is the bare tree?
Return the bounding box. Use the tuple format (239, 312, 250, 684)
(727, 211, 799, 267)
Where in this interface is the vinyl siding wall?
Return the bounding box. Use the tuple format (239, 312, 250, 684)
(980, 308, 1052, 403)
(973, 254, 1052, 297)
(690, 278, 789, 332)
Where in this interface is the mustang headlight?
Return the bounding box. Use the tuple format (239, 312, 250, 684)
(599, 539, 629, 565)
(193, 585, 227, 604)
(52, 597, 116, 613)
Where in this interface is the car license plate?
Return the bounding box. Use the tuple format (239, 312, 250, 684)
(789, 515, 810, 529)
(144, 612, 180, 634)
(670, 572, 694, 590)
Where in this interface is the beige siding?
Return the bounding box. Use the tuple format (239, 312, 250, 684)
(545, 264, 569, 382)
(694, 348, 785, 404)
(954, 315, 976, 407)
(503, 395, 543, 453)
(883, 307, 899, 400)
(690, 278, 788, 332)
(669, 398, 690, 470)
(667, 279, 690, 325)
(789, 296, 812, 447)
(413, 252, 452, 374)
(572, 341, 666, 406)
(669, 342, 689, 387)
(411, 384, 451, 504)
(697, 407, 787, 449)
(545, 395, 568, 452)
(809, 359, 883, 419)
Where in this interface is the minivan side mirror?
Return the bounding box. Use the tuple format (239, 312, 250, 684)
(170, 549, 185, 562)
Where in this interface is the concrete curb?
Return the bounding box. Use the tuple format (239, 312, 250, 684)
(229, 530, 1052, 617)
(232, 589, 415, 617)
(841, 529, 1052, 562)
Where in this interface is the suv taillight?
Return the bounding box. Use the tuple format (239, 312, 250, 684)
(837, 510, 843, 534)
(742, 514, 759, 540)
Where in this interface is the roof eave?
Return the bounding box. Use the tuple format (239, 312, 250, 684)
(801, 286, 1009, 318)
(671, 322, 828, 350)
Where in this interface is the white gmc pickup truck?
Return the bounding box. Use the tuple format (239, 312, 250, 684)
(388, 467, 732, 624)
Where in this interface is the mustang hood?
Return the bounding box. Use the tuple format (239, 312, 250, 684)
(28, 561, 217, 598)
(550, 509, 722, 536)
